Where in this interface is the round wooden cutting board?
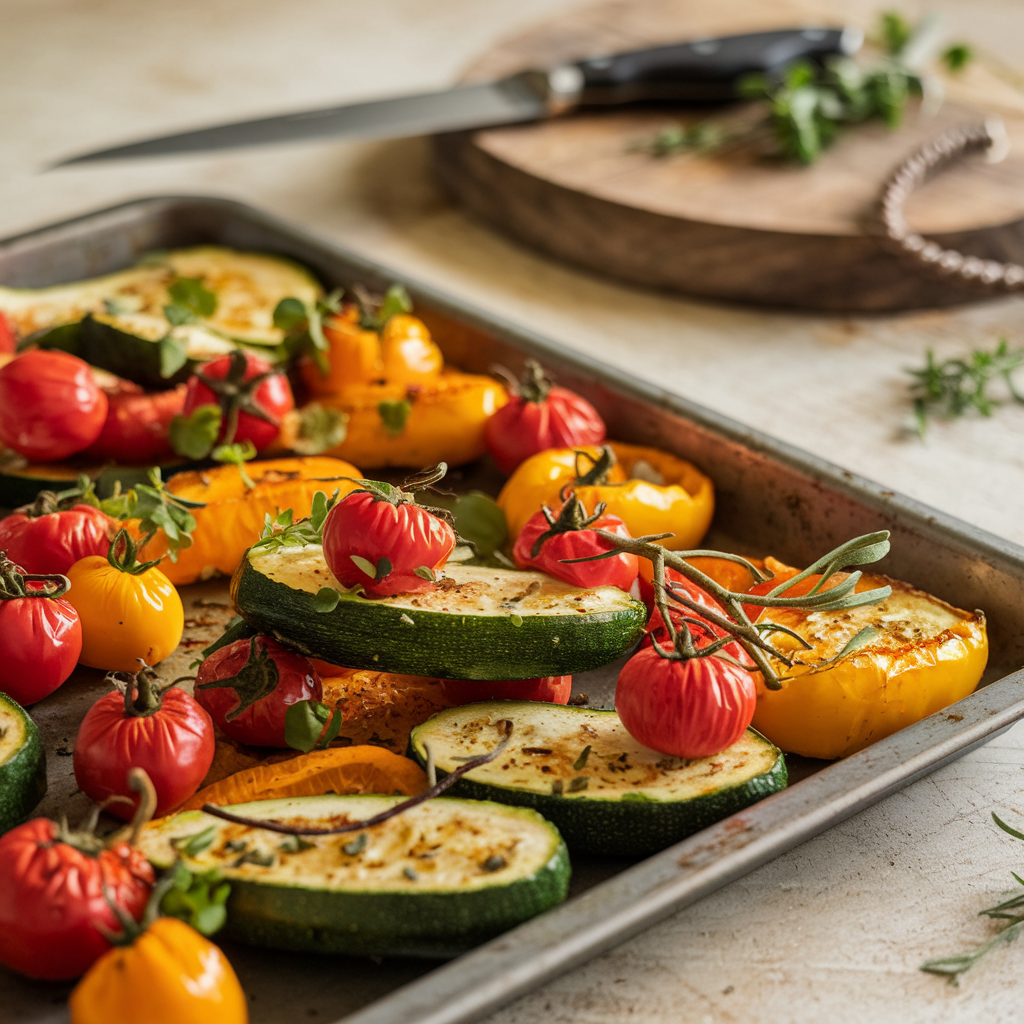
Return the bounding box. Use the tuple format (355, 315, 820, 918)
(433, 0, 1024, 311)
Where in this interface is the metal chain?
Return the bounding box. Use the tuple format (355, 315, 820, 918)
(876, 117, 1024, 293)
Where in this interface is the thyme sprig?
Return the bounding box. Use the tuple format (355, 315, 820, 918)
(922, 813, 1024, 982)
(907, 341, 1024, 437)
(583, 529, 891, 689)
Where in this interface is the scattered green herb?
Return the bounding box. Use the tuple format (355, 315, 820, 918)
(922, 813, 1024, 982)
(252, 488, 341, 552)
(639, 12, 972, 165)
(343, 833, 368, 857)
(159, 861, 230, 936)
(568, 776, 589, 793)
(907, 340, 1024, 436)
(378, 398, 413, 437)
(481, 854, 507, 872)
(233, 848, 275, 868)
(573, 745, 592, 771)
(279, 835, 315, 854)
(284, 698, 342, 754)
(172, 827, 216, 858)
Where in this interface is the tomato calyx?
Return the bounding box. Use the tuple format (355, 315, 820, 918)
(0, 551, 71, 601)
(528, 494, 608, 558)
(571, 445, 617, 489)
(193, 349, 280, 444)
(495, 359, 553, 404)
(53, 768, 158, 861)
(107, 661, 182, 719)
(194, 635, 280, 722)
(106, 529, 162, 576)
(350, 281, 413, 331)
(19, 475, 100, 520)
(347, 462, 458, 531)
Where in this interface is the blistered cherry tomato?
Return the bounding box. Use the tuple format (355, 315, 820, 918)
(0, 497, 114, 577)
(0, 350, 108, 460)
(0, 556, 82, 706)
(440, 676, 572, 705)
(485, 360, 605, 475)
(512, 495, 638, 592)
(194, 634, 322, 747)
(615, 646, 756, 759)
(322, 470, 456, 597)
(74, 668, 215, 819)
(183, 350, 293, 452)
(0, 817, 153, 980)
(86, 379, 186, 464)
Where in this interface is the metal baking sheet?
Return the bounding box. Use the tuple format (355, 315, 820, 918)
(3, 196, 1024, 1024)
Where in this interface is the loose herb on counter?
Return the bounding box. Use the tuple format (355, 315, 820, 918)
(922, 813, 1024, 982)
(907, 340, 1024, 437)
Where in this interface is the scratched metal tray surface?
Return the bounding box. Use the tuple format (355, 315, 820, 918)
(3, 197, 1024, 1024)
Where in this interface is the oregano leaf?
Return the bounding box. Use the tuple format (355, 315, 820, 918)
(377, 399, 412, 437)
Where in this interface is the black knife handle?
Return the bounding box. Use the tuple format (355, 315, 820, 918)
(571, 27, 860, 104)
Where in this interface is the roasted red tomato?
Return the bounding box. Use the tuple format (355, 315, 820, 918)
(74, 666, 215, 819)
(616, 646, 756, 759)
(0, 350, 108, 461)
(322, 466, 457, 597)
(183, 350, 294, 452)
(0, 312, 15, 353)
(0, 816, 153, 980)
(440, 676, 572, 705)
(0, 555, 82, 706)
(194, 634, 322, 747)
(0, 492, 115, 577)
(485, 359, 606, 475)
(512, 495, 638, 593)
(85, 379, 187, 464)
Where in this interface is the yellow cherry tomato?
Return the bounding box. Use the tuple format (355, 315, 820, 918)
(66, 532, 183, 672)
(498, 442, 714, 551)
(69, 917, 248, 1024)
(751, 572, 988, 759)
(379, 313, 444, 386)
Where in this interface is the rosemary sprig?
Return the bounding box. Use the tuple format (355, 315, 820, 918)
(922, 813, 1024, 982)
(583, 528, 892, 689)
(907, 340, 1024, 437)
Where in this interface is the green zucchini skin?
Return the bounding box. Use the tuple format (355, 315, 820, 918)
(0, 693, 47, 834)
(224, 846, 570, 958)
(139, 795, 571, 958)
(409, 704, 788, 858)
(232, 552, 647, 680)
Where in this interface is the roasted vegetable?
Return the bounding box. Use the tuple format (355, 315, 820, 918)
(0, 693, 46, 834)
(498, 443, 714, 551)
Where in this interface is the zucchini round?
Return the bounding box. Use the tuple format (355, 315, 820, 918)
(409, 702, 787, 857)
(138, 794, 570, 957)
(232, 544, 646, 679)
(0, 693, 47, 834)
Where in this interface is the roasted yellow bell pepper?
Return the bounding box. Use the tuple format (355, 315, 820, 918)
(751, 570, 988, 759)
(301, 309, 444, 395)
(69, 917, 248, 1024)
(498, 442, 714, 551)
(140, 457, 363, 585)
(315, 371, 506, 469)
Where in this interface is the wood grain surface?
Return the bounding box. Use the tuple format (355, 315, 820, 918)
(434, 0, 1024, 311)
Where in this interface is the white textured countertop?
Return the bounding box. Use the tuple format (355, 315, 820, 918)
(4, 1, 1024, 1021)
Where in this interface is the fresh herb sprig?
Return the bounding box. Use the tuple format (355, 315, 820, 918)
(99, 468, 203, 562)
(922, 813, 1024, 982)
(642, 12, 972, 165)
(907, 340, 1024, 437)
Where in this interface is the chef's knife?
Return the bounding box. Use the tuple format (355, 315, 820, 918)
(54, 26, 862, 166)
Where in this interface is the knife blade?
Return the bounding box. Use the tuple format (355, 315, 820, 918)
(53, 26, 862, 167)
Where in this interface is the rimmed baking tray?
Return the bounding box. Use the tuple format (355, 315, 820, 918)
(3, 197, 1023, 1024)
